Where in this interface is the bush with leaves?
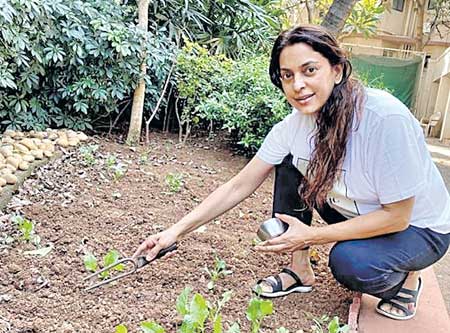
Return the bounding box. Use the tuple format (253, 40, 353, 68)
(175, 43, 290, 154)
(0, 0, 175, 131)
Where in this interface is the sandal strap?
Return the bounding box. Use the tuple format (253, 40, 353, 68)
(392, 294, 415, 303)
(281, 267, 303, 286)
(381, 299, 414, 317)
(395, 277, 422, 303)
(256, 275, 283, 293)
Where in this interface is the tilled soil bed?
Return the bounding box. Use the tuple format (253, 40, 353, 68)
(0, 132, 352, 333)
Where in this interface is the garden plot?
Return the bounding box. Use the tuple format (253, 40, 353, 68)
(0, 132, 352, 333)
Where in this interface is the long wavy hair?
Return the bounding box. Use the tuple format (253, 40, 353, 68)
(269, 25, 365, 209)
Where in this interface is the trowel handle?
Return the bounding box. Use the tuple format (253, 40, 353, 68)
(136, 243, 178, 268)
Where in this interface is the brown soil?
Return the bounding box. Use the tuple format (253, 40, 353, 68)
(0, 132, 353, 333)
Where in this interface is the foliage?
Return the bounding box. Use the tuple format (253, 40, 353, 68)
(0, 0, 175, 132)
(204, 254, 233, 290)
(354, 71, 393, 93)
(175, 43, 290, 155)
(11, 215, 40, 245)
(147, 0, 282, 59)
(79, 144, 99, 166)
(165, 173, 184, 193)
(83, 249, 125, 279)
(342, 0, 385, 37)
(115, 324, 128, 333)
(304, 312, 349, 333)
(246, 294, 273, 333)
(315, 0, 385, 37)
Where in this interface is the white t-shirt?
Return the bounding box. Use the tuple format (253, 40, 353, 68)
(257, 88, 450, 234)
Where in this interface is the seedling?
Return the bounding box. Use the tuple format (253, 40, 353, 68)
(110, 163, 127, 181)
(83, 250, 125, 280)
(204, 254, 233, 290)
(303, 312, 349, 333)
(11, 215, 40, 245)
(79, 144, 99, 166)
(139, 152, 149, 165)
(165, 173, 183, 193)
(140, 321, 166, 333)
(105, 154, 117, 168)
(115, 324, 128, 333)
(276, 328, 289, 333)
(246, 294, 273, 333)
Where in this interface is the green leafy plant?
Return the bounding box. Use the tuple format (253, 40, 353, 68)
(105, 154, 117, 168)
(165, 173, 184, 193)
(79, 145, 99, 166)
(110, 163, 127, 181)
(304, 312, 349, 333)
(83, 249, 125, 279)
(141, 321, 166, 333)
(115, 324, 128, 333)
(11, 215, 40, 245)
(246, 295, 273, 333)
(0, 0, 175, 132)
(276, 328, 289, 333)
(204, 254, 233, 290)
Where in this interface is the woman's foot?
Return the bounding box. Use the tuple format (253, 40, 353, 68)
(376, 271, 422, 320)
(253, 250, 316, 298)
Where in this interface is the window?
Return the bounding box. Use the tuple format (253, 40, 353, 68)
(392, 0, 405, 11)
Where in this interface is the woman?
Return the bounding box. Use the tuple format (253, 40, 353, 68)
(133, 25, 450, 321)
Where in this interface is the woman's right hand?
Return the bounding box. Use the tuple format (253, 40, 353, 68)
(132, 228, 179, 262)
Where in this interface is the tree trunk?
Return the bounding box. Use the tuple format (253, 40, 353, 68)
(415, 0, 425, 51)
(126, 0, 150, 145)
(305, 0, 316, 24)
(321, 0, 359, 36)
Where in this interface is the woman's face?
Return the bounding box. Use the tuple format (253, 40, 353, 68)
(279, 42, 343, 115)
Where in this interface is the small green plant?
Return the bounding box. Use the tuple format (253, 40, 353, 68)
(165, 173, 184, 193)
(276, 328, 289, 333)
(83, 249, 125, 279)
(11, 215, 40, 245)
(175, 287, 238, 333)
(139, 152, 149, 165)
(115, 324, 128, 333)
(79, 145, 99, 166)
(246, 295, 273, 333)
(304, 312, 349, 333)
(204, 254, 233, 290)
(140, 321, 166, 333)
(110, 163, 127, 181)
(105, 154, 117, 168)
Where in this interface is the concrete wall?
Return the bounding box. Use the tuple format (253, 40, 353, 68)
(437, 74, 450, 140)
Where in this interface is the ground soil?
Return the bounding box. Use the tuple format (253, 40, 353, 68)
(0, 132, 353, 333)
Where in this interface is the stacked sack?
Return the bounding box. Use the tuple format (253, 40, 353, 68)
(0, 129, 89, 187)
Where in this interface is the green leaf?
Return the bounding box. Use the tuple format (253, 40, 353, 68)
(328, 317, 339, 333)
(213, 313, 222, 333)
(260, 300, 273, 316)
(190, 293, 209, 326)
(140, 321, 165, 333)
(226, 322, 241, 333)
(23, 245, 53, 257)
(83, 253, 98, 272)
(103, 249, 120, 267)
(115, 324, 128, 333)
(176, 287, 192, 316)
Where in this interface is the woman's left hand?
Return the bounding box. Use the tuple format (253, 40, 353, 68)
(254, 213, 315, 253)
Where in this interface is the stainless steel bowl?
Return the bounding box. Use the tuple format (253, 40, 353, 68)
(257, 217, 288, 241)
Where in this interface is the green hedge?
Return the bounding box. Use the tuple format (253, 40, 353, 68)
(0, 0, 175, 131)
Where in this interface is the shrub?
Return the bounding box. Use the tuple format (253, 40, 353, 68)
(175, 43, 290, 155)
(0, 0, 175, 131)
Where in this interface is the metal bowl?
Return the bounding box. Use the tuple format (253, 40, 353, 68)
(257, 217, 288, 241)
